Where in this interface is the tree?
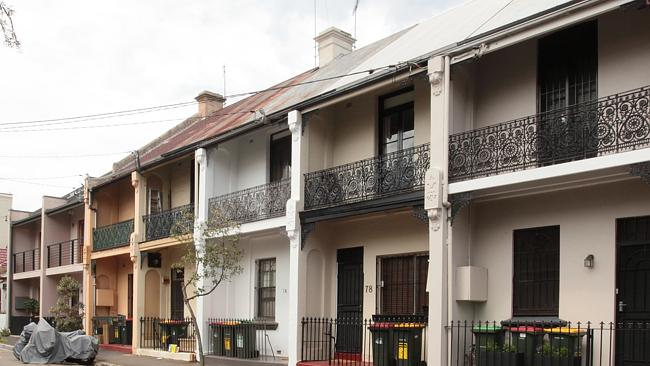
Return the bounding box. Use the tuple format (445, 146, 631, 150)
(0, 1, 19, 48)
(23, 298, 39, 319)
(49, 276, 84, 331)
(171, 207, 244, 366)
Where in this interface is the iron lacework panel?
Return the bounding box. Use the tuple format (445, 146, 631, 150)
(92, 219, 134, 251)
(143, 203, 194, 241)
(208, 179, 290, 224)
(449, 85, 650, 182)
(304, 143, 430, 210)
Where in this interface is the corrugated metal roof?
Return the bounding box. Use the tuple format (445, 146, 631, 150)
(92, 0, 580, 187)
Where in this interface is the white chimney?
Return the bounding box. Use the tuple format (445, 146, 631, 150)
(195, 91, 226, 117)
(314, 27, 356, 67)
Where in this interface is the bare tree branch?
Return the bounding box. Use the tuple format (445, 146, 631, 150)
(0, 2, 19, 48)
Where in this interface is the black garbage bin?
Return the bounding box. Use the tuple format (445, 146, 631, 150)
(223, 322, 238, 357)
(369, 322, 395, 366)
(235, 321, 258, 359)
(393, 323, 425, 366)
(210, 322, 225, 356)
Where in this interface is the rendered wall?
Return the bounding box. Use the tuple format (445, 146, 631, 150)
(94, 178, 134, 227)
(464, 179, 650, 323)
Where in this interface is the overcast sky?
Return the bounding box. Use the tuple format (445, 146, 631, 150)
(0, 0, 459, 211)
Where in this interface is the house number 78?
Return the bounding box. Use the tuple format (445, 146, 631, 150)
(365, 285, 373, 293)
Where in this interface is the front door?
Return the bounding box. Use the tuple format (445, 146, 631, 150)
(616, 216, 650, 365)
(336, 247, 363, 356)
(171, 268, 184, 320)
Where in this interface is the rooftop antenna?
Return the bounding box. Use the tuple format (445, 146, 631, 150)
(352, 0, 359, 49)
(314, 0, 317, 67)
(223, 65, 227, 99)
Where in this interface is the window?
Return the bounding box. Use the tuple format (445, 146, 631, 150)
(257, 258, 276, 319)
(378, 253, 428, 316)
(379, 88, 415, 156)
(147, 175, 163, 214)
(171, 268, 185, 320)
(270, 131, 291, 182)
(513, 226, 560, 317)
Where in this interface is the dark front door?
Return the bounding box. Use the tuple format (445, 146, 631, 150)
(171, 268, 185, 320)
(616, 216, 650, 366)
(336, 247, 363, 355)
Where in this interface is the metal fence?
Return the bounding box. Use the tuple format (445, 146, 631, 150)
(13, 248, 40, 273)
(208, 179, 290, 224)
(449, 320, 650, 366)
(301, 316, 428, 366)
(304, 144, 430, 210)
(10, 316, 54, 335)
(140, 317, 196, 353)
(206, 318, 277, 360)
(143, 203, 194, 241)
(47, 239, 83, 267)
(92, 219, 134, 251)
(449, 85, 650, 182)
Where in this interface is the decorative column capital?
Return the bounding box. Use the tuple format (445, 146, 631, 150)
(427, 56, 445, 96)
(195, 148, 207, 172)
(131, 171, 141, 189)
(288, 110, 302, 141)
(424, 168, 444, 231)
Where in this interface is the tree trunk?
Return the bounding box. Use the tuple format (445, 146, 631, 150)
(182, 285, 204, 366)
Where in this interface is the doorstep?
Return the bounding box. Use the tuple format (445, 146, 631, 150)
(135, 348, 196, 362)
(100, 344, 132, 354)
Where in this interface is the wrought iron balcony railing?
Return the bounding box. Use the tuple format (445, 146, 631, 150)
(93, 219, 134, 251)
(449, 85, 650, 182)
(143, 203, 194, 241)
(47, 239, 83, 268)
(13, 248, 40, 273)
(304, 143, 430, 210)
(208, 179, 290, 224)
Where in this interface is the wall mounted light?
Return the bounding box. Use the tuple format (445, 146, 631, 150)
(584, 254, 595, 268)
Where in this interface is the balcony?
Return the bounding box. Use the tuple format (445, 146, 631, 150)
(13, 248, 40, 273)
(47, 239, 83, 268)
(449, 85, 650, 182)
(304, 144, 430, 210)
(142, 203, 194, 242)
(208, 179, 290, 224)
(92, 219, 134, 251)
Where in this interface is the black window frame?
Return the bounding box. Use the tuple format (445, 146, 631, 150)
(512, 225, 560, 317)
(269, 130, 292, 183)
(378, 87, 415, 156)
(377, 252, 429, 316)
(256, 257, 276, 320)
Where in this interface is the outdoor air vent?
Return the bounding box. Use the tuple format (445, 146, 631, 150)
(148, 253, 162, 268)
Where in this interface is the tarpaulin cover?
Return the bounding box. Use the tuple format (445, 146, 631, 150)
(13, 318, 98, 364)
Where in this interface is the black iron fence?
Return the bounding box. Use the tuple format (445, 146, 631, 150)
(208, 179, 290, 224)
(206, 318, 277, 360)
(92, 219, 134, 251)
(47, 239, 83, 268)
(304, 144, 430, 210)
(92, 316, 132, 345)
(449, 85, 650, 182)
(449, 320, 650, 366)
(10, 316, 54, 335)
(140, 317, 196, 353)
(301, 316, 428, 366)
(13, 248, 40, 273)
(143, 203, 194, 241)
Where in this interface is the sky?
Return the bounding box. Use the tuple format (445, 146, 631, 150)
(0, 0, 459, 211)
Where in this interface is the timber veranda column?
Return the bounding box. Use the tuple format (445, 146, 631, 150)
(131, 171, 146, 352)
(286, 110, 308, 366)
(82, 178, 94, 335)
(425, 55, 451, 366)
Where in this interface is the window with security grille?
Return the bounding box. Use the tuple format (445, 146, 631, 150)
(378, 253, 428, 315)
(512, 226, 560, 317)
(257, 258, 276, 320)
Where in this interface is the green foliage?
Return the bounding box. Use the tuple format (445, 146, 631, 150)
(24, 298, 39, 316)
(49, 276, 84, 332)
(540, 342, 570, 358)
(0, 328, 9, 337)
(171, 206, 243, 366)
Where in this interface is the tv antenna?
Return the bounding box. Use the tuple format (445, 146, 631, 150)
(353, 0, 359, 49)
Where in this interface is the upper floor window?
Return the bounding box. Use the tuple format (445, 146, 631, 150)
(379, 88, 414, 156)
(270, 130, 291, 182)
(538, 21, 597, 113)
(512, 226, 560, 317)
(147, 175, 163, 214)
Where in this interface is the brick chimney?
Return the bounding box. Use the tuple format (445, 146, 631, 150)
(314, 27, 356, 67)
(195, 91, 226, 117)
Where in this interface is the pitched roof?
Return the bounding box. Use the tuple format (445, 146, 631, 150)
(91, 0, 579, 188)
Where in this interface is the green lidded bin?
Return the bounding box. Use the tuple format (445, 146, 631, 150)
(235, 321, 258, 359)
(210, 322, 225, 356)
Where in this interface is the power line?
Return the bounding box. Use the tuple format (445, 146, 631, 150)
(0, 151, 130, 158)
(0, 117, 186, 132)
(0, 178, 78, 189)
(0, 174, 81, 180)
